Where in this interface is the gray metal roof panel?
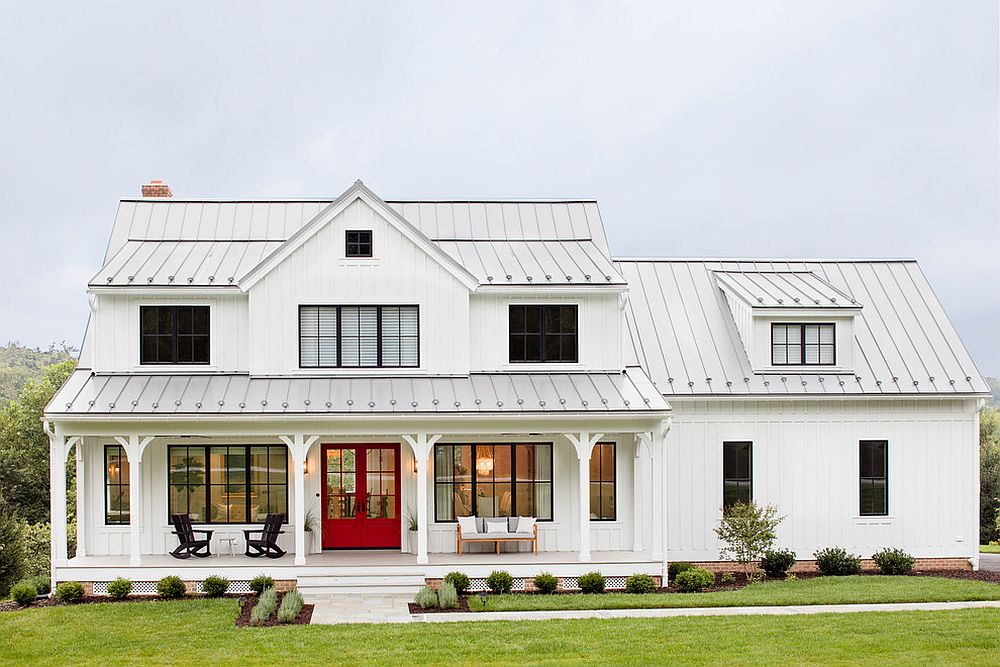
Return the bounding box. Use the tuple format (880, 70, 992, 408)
(714, 270, 859, 308)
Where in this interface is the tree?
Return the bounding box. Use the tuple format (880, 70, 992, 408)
(0, 492, 26, 598)
(981, 406, 1000, 544)
(714, 501, 784, 576)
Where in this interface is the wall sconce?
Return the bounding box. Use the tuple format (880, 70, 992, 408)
(303, 458, 311, 475)
(411, 457, 418, 475)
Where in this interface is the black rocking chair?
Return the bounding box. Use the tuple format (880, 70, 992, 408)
(243, 513, 287, 558)
(170, 513, 214, 559)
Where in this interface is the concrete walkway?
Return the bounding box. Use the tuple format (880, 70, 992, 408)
(309, 593, 413, 625)
(979, 553, 1000, 571)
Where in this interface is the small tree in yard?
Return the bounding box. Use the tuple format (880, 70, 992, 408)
(714, 501, 784, 577)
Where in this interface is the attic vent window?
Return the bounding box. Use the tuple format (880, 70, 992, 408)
(345, 230, 372, 258)
(771, 323, 835, 366)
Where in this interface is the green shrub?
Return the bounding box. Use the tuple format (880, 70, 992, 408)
(815, 547, 861, 576)
(675, 568, 715, 592)
(250, 574, 274, 595)
(55, 581, 85, 603)
(156, 575, 187, 599)
(872, 548, 915, 575)
(668, 561, 694, 581)
(438, 582, 459, 609)
(250, 587, 278, 624)
(720, 571, 737, 585)
(443, 571, 470, 596)
(577, 572, 605, 594)
(532, 573, 558, 594)
(201, 575, 229, 598)
(107, 577, 132, 600)
(0, 497, 26, 599)
(277, 590, 304, 623)
(760, 548, 797, 578)
(11, 580, 37, 606)
(625, 574, 656, 594)
(25, 574, 49, 596)
(20, 521, 52, 579)
(415, 586, 438, 609)
(486, 570, 514, 594)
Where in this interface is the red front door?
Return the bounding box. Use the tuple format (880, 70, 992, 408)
(322, 444, 401, 549)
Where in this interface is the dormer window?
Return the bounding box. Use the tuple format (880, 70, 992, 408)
(346, 230, 372, 258)
(140, 305, 210, 365)
(772, 323, 835, 366)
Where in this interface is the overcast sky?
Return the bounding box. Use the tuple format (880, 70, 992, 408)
(0, 1, 997, 375)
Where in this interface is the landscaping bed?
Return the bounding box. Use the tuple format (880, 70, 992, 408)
(0, 593, 244, 614)
(408, 596, 472, 614)
(235, 592, 313, 627)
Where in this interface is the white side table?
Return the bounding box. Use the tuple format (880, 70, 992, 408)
(218, 536, 238, 557)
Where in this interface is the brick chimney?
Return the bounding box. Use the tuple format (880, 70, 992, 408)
(141, 180, 173, 197)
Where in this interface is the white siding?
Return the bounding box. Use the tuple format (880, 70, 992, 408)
(666, 398, 980, 562)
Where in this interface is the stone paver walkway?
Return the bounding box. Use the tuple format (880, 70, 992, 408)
(309, 593, 413, 624)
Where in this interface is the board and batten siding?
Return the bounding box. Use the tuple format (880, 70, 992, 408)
(665, 398, 980, 563)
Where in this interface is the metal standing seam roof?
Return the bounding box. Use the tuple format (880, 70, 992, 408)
(617, 259, 990, 397)
(47, 368, 669, 416)
(713, 271, 860, 309)
(93, 240, 283, 287)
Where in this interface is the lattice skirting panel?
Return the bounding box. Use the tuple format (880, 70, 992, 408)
(466, 577, 528, 593)
(561, 576, 628, 591)
(91, 580, 253, 596)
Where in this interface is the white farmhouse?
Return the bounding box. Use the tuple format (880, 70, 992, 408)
(44, 179, 990, 595)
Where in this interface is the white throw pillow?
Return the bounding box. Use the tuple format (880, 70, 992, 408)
(485, 518, 508, 534)
(457, 515, 478, 535)
(517, 517, 536, 534)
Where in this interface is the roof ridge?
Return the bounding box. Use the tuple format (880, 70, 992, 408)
(613, 257, 919, 263)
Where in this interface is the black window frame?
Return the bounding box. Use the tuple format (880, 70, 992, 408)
(770, 322, 836, 366)
(167, 445, 289, 524)
(723, 441, 753, 510)
(345, 230, 373, 258)
(139, 305, 211, 365)
(104, 444, 130, 525)
(859, 440, 889, 517)
(589, 442, 617, 521)
(508, 304, 579, 363)
(433, 443, 554, 523)
(298, 305, 420, 369)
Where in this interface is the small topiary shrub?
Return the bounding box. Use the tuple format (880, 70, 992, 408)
(107, 577, 132, 600)
(26, 575, 50, 596)
(720, 571, 737, 585)
(577, 572, 605, 594)
(55, 581, 85, 603)
(872, 548, 915, 575)
(438, 581, 459, 609)
(625, 574, 656, 594)
(443, 572, 470, 596)
(533, 573, 558, 594)
(201, 575, 229, 598)
(156, 575, 187, 599)
(760, 548, 797, 578)
(11, 580, 37, 606)
(815, 547, 862, 576)
(415, 586, 439, 609)
(486, 570, 514, 594)
(675, 568, 715, 592)
(250, 574, 275, 595)
(668, 561, 695, 581)
(277, 589, 304, 623)
(250, 587, 278, 624)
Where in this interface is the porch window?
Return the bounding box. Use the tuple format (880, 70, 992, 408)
(509, 305, 578, 363)
(771, 323, 835, 365)
(433, 443, 552, 522)
(723, 441, 752, 509)
(589, 442, 616, 521)
(140, 305, 210, 365)
(860, 440, 888, 516)
(168, 445, 287, 524)
(104, 444, 130, 524)
(299, 305, 419, 368)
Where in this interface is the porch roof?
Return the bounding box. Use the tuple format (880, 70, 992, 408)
(46, 367, 670, 417)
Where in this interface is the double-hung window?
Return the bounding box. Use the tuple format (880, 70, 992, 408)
(104, 444, 130, 524)
(860, 440, 888, 516)
(509, 305, 578, 363)
(723, 441, 752, 509)
(140, 305, 210, 364)
(589, 442, 616, 520)
(771, 323, 835, 365)
(299, 305, 418, 368)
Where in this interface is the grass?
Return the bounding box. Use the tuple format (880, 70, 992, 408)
(980, 544, 1000, 554)
(467, 575, 1000, 612)
(1, 599, 1000, 665)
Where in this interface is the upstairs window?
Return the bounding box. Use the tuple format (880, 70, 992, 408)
(723, 441, 752, 509)
(345, 230, 373, 257)
(509, 305, 578, 363)
(860, 440, 888, 516)
(771, 323, 835, 365)
(299, 305, 418, 368)
(140, 306, 210, 365)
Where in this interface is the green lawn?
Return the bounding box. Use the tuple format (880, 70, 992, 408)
(468, 575, 1000, 612)
(980, 544, 1000, 554)
(2, 600, 1000, 665)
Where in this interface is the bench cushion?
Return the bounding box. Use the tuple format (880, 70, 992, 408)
(460, 533, 503, 541)
(516, 517, 536, 534)
(457, 515, 478, 535)
(485, 518, 508, 534)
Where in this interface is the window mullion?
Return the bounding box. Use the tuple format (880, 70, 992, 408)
(336, 306, 342, 368)
(377, 306, 383, 368)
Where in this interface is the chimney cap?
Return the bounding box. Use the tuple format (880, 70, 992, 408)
(141, 180, 173, 198)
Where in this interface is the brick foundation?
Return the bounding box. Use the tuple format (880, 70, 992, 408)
(689, 557, 973, 573)
(425, 575, 663, 590)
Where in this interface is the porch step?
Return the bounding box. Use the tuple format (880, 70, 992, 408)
(297, 573, 426, 597)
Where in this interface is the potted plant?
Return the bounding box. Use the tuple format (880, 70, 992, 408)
(303, 507, 322, 553)
(406, 512, 418, 554)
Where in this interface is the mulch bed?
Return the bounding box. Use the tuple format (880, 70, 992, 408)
(1, 593, 242, 614)
(235, 592, 314, 627)
(408, 596, 472, 614)
(913, 568, 1000, 584)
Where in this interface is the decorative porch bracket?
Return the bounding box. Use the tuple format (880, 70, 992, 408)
(402, 433, 441, 565)
(113, 435, 155, 566)
(279, 434, 320, 565)
(564, 431, 604, 563)
(46, 423, 81, 587)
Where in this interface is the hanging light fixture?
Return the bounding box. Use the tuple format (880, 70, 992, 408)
(476, 452, 494, 476)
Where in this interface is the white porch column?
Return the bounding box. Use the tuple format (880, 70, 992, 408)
(47, 427, 69, 587)
(402, 434, 441, 565)
(566, 432, 603, 563)
(75, 440, 86, 558)
(115, 435, 152, 567)
(658, 419, 672, 582)
(632, 434, 648, 553)
(280, 434, 319, 566)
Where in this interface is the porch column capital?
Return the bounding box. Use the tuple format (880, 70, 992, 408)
(279, 434, 319, 467)
(402, 433, 441, 461)
(564, 432, 604, 461)
(113, 434, 154, 463)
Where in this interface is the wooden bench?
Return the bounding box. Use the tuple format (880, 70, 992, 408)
(456, 516, 538, 555)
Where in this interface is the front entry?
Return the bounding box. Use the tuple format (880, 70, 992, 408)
(322, 444, 401, 549)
